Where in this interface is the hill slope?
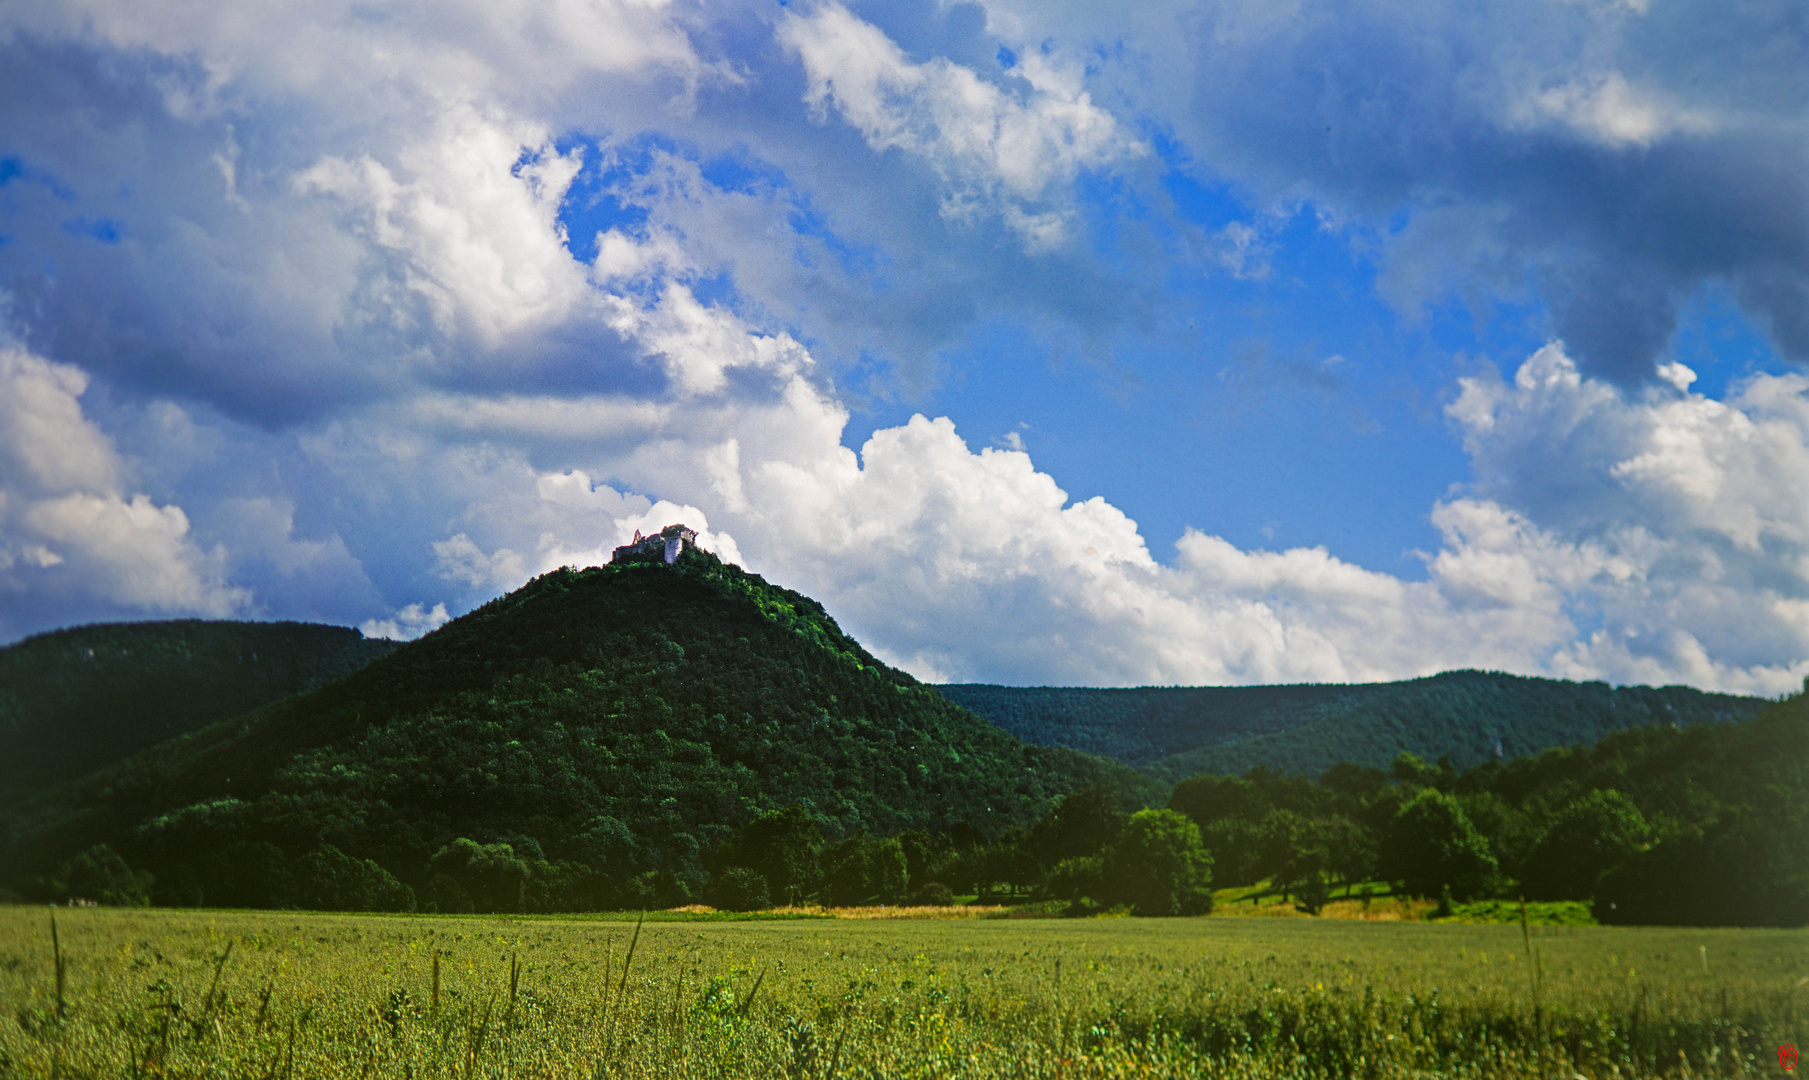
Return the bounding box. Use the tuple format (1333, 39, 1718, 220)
(939, 672, 1763, 782)
(1, 548, 1155, 903)
(0, 620, 398, 802)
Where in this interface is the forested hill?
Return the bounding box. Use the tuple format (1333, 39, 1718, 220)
(939, 672, 1763, 782)
(0, 620, 398, 802)
(0, 547, 1153, 904)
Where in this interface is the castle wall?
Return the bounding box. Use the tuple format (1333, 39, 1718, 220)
(609, 525, 697, 565)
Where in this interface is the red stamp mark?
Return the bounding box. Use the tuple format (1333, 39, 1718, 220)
(1782, 1044, 1798, 1071)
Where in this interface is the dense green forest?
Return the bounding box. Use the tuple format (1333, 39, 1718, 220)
(0, 548, 1153, 911)
(889, 687, 1804, 926)
(0, 620, 397, 801)
(3, 557, 1799, 926)
(936, 683, 1375, 766)
(391, 685, 1802, 924)
(940, 673, 1761, 780)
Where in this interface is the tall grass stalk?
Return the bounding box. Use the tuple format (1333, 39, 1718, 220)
(1520, 894, 1544, 1071)
(617, 911, 643, 1003)
(602, 911, 644, 1055)
(505, 951, 521, 1028)
(201, 939, 233, 1015)
(49, 912, 65, 1020)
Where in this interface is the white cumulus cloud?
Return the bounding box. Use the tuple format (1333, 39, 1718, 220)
(360, 602, 451, 642)
(296, 110, 595, 347)
(398, 321, 1809, 695)
(1, 0, 1804, 705)
(0, 345, 247, 636)
(1448, 343, 1809, 692)
(780, 1, 1139, 248)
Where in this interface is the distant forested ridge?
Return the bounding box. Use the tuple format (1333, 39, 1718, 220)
(0, 548, 1153, 910)
(939, 672, 1763, 781)
(0, 620, 398, 802)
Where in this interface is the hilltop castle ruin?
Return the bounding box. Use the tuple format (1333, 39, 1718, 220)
(610, 523, 698, 565)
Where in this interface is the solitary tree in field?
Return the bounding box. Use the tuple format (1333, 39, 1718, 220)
(1390, 751, 1443, 788)
(1379, 789, 1497, 900)
(870, 836, 909, 903)
(52, 844, 152, 907)
(1320, 814, 1377, 889)
(428, 838, 531, 913)
(1106, 809, 1214, 916)
(1031, 783, 1126, 869)
(297, 844, 414, 912)
(1169, 774, 1262, 825)
(719, 805, 821, 905)
(821, 833, 910, 905)
(706, 867, 772, 911)
(1520, 788, 1650, 900)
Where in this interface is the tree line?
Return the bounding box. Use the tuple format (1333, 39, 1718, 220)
(43, 678, 1805, 926)
(700, 680, 1804, 925)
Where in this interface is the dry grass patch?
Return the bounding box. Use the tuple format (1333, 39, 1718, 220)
(681, 903, 1011, 920)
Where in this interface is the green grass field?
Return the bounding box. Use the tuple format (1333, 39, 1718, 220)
(1, 907, 1802, 1078)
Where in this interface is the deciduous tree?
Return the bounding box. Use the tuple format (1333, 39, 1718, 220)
(1106, 809, 1214, 916)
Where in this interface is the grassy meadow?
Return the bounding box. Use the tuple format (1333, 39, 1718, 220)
(2, 907, 1804, 1078)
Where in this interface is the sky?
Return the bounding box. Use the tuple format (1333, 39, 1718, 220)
(0, 0, 1806, 693)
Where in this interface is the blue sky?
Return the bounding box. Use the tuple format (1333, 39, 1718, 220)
(1, 0, 1806, 692)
